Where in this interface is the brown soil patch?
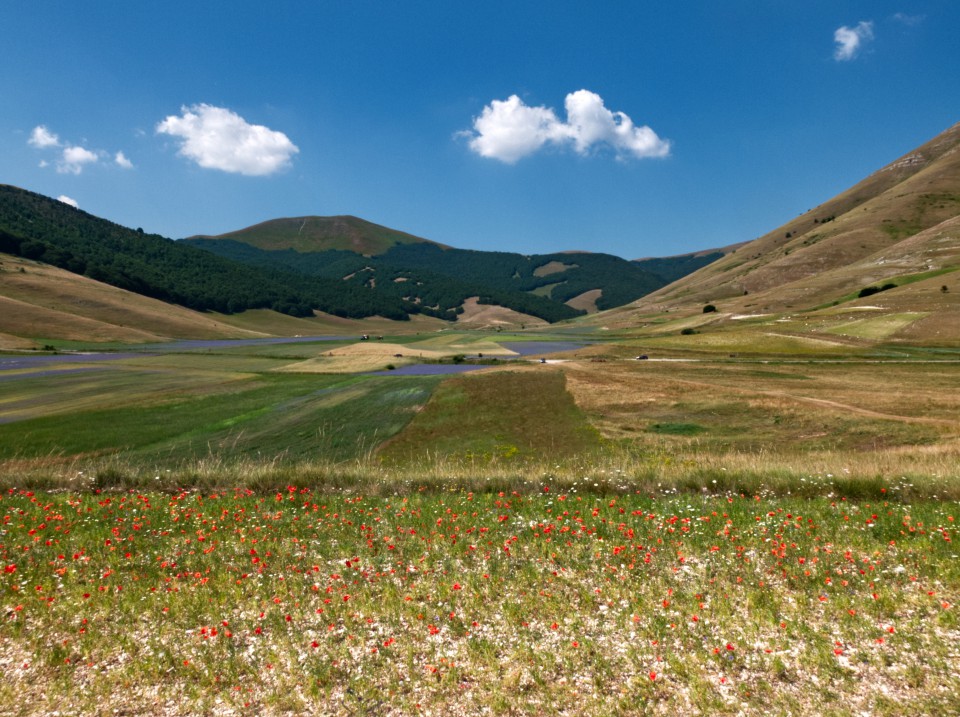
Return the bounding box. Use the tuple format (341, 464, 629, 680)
(565, 288, 602, 313)
(456, 297, 547, 328)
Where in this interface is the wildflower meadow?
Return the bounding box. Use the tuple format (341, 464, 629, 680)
(2, 476, 958, 715)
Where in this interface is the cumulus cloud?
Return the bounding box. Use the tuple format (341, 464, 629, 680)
(115, 151, 134, 169)
(58, 146, 100, 175)
(57, 195, 79, 209)
(467, 95, 569, 164)
(466, 90, 669, 163)
(834, 21, 874, 61)
(29, 125, 61, 149)
(564, 90, 671, 159)
(156, 104, 299, 176)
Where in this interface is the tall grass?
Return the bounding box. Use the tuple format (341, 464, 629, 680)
(3, 441, 958, 500)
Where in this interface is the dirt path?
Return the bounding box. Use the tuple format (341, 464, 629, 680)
(760, 391, 960, 428)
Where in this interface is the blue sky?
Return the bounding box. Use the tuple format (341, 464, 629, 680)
(2, 2, 958, 259)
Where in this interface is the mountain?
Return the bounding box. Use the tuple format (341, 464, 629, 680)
(0, 185, 415, 322)
(185, 224, 716, 316)
(188, 215, 447, 256)
(0, 185, 712, 331)
(597, 121, 960, 347)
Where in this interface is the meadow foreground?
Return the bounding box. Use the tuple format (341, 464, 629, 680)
(2, 476, 958, 716)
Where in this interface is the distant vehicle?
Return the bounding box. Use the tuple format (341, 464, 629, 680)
(540, 358, 547, 364)
(635, 355, 648, 360)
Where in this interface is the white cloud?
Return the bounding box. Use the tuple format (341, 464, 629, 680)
(57, 195, 79, 209)
(28, 124, 131, 175)
(834, 21, 874, 61)
(892, 13, 924, 27)
(28, 125, 61, 149)
(466, 90, 669, 163)
(156, 104, 299, 176)
(115, 151, 134, 169)
(564, 90, 671, 159)
(58, 146, 100, 175)
(467, 95, 568, 163)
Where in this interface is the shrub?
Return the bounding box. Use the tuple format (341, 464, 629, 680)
(681, 328, 697, 335)
(858, 283, 897, 298)
(703, 304, 717, 313)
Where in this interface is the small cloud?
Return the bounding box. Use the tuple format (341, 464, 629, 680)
(892, 13, 924, 27)
(57, 146, 100, 175)
(28, 123, 130, 175)
(156, 104, 299, 176)
(28, 125, 61, 149)
(115, 151, 134, 169)
(465, 90, 669, 164)
(57, 195, 79, 209)
(834, 21, 874, 61)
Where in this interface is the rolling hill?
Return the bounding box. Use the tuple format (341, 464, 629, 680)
(596, 121, 960, 347)
(0, 185, 721, 334)
(185, 221, 724, 317)
(0, 252, 266, 346)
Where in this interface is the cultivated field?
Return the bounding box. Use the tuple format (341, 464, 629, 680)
(2, 329, 960, 715)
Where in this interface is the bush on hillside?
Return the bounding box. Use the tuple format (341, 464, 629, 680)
(857, 283, 897, 298)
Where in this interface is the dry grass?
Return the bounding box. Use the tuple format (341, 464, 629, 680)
(565, 289, 603, 313)
(0, 254, 262, 342)
(0, 330, 37, 350)
(557, 358, 960, 457)
(593, 124, 960, 345)
(455, 297, 547, 329)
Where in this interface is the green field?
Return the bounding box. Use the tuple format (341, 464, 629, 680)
(3, 329, 960, 715)
(0, 360, 441, 464)
(378, 370, 604, 464)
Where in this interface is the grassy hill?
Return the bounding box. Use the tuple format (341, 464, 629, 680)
(594, 121, 960, 347)
(188, 214, 446, 255)
(0, 252, 266, 345)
